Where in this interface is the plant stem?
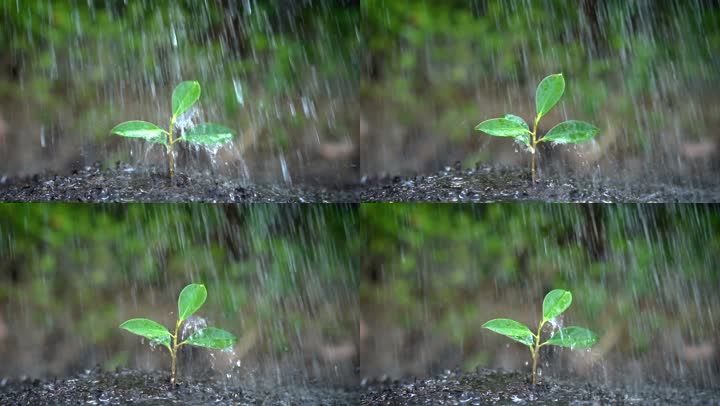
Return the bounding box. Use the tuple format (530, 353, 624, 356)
(170, 319, 181, 385)
(170, 348, 177, 385)
(531, 152, 536, 183)
(167, 117, 176, 179)
(531, 116, 540, 182)
(531, 320, 546, 385)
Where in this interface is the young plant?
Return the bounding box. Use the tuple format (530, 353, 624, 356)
(110, 81, 235, 178)
(475, 73, 599, 182)
(482, 289, 598, 385)
(119, 283, 237, 385)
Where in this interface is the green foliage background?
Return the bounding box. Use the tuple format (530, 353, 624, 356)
(361, 204, 720, 381)
(362, 0, 720, 174)
(0, 0, 359, 177)
(0, 204, 358, 378)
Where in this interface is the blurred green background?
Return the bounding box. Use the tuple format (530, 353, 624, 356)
(360, 204, 720, 387)
(0, 204, 358, 384)
(361, 0, 720, 183)
(0, 0, 358, 184)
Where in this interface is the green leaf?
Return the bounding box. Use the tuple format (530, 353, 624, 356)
(539, 120, 599, 144)
(184, 327, 237, 350)
(172, 81, 201, 118)
(504, 114, 529, 130)
(542, 289, 572, 321)
(535, 73, 565, 119)
(482, 318, 535, 347)
(111, 121, 167, 144)
(513, 133, 531, 149)
(178, 283, 207, 322)
(545, 326, 598, 349)
(475, 118, 531, 138)
(500, 115, 532, 148)
(182, 123, 234, 145)
(119, 318, 171, 348)
(145, 135, 169, 145)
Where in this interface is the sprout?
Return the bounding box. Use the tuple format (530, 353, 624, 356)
(475, 74, 599, 182)
(482, 289, 598, 385)
(110, 81, 234, 178)
(119, 283, 237, 385)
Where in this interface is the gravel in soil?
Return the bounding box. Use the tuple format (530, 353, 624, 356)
(0, 368, 359, 405)
(0, 163, 362, 203)
(360, 369, 720, 405)
(361, 163, 720, 202)
(4, 162, 718, 203)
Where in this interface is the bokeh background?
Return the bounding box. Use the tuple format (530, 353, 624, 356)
(0, 0, 358, 185)
(360, 204, 720, 388)
(0, 204, 358, 386)
(361, 0, 720, 186)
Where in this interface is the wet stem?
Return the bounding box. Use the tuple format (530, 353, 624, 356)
(531, 116, 540, 183)
(166, 116, 176, 179)
(169, 319, 185, 385)
(530, 319, 547, 385)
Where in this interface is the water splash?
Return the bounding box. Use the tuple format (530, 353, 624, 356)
(175, 107, 200, 134)
(181, 316, 208, 341)
(547, 317, 564, 336)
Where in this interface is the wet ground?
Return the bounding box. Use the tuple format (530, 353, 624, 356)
(360, 369, 720, 405)
(0, 368, 359, 405)
(0, 163, 362, 203)
(361, 163, 720, 203)
(3, 162, 719, 203)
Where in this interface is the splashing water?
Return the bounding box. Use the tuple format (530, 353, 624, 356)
(548, 317, 564, 339)
(181, 316, 208, 341)
(175, 107, 200, 134)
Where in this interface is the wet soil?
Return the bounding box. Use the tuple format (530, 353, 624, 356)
(361, 163, 720, 202)
(360, 369, 720, 405)
(0, 163, 362, 203)
(4, 162, 719, 203)
(0, 368, 358, 405)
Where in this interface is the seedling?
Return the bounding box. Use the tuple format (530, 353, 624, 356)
(110, 81, 234, 178)
(482, 289, 598, 385)
(120, 283, 237, 385)
(475, 73, 599, 182)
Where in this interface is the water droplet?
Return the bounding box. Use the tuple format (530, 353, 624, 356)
(181, 316, 207, 339)
(233, 78, 244, 106)
(171, 26, 178, 48)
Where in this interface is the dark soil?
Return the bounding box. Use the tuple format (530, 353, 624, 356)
(0, 368, 358, 405)
(360, 369, 720, 405)
(0, 163, 362, 203)
(4, 162, 719, 203)
(361, 163, 720, 202)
